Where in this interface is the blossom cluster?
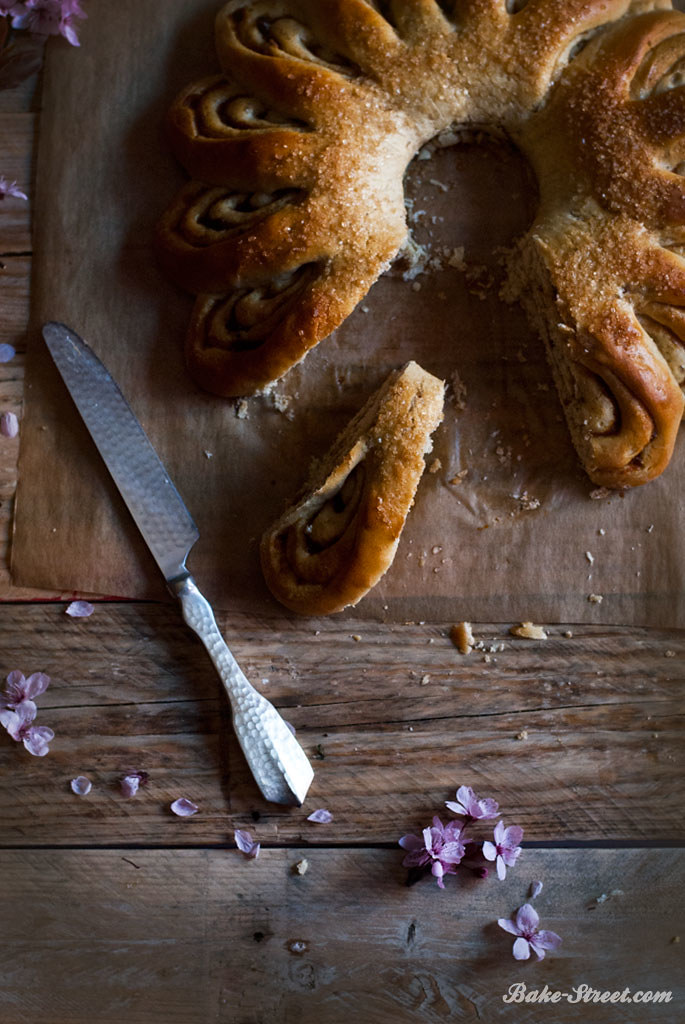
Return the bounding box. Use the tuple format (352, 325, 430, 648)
(398, 785, 562, 961)
(0, 0, 86, 47)
(0, 670, 54, 755)
(398, 785, 522, 888)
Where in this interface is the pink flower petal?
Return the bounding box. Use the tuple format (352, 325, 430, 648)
(496, 854, 507, 880)
(0, 343, 16, 363)
(23, 726, 53, 756)
(398, 834, 424, 851)
(493, 820, 505, 844)
(65, 600, 94, 618)
(120, 771, 147, 797)
(306, 808, 333, 824)
(503, 824, 524, 848)
(70, 775, 92, 795)
(482, 840, 496, 862)
(234, 829, 260, 859)
(535, 929, 562, 951)
(0, 707, 21, 738)
(445, 799, 467, 815)
(497, 917, 521, 936)
(24, 672, 50, 699)
(170, 798, 198, 817)
(515, 903, 539, 934)
(0, 411, 19, 437)
(513, 937, 531, 960)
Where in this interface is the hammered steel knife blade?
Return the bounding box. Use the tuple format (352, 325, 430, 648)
(42, 321, 314, 807)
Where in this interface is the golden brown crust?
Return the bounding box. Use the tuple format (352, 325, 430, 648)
(158, 0, 685, 486)
(260, 361, 444, 614)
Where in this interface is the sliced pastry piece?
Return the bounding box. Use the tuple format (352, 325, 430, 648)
(260, 361, 444, 615)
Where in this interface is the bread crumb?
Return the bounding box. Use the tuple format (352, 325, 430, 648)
(564, 630, 573, 638)
(421, 673, 431, 685)
(293, 858, 309, 876)
(588, 593, 603, 604)
(428, 458, 442, 474)
(450, 621, 474, 654)
(671, 935, 681, 944)
(235, 399, 249, 420)
(510, 622, 547, 640)
(665, 650, 676, 658)
(351, 634, 362, 642)
(516, 730, 529, 740)
(449, 468, 469, 485)
(204, 450, 213, 459)
(589, 487, 611, 500)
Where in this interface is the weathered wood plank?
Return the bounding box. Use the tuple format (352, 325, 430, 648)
(0, 111, 34, 249)
(0, 253, 29, 347)
(0, 848, 682, 1024)
(0, 605, 682, 844)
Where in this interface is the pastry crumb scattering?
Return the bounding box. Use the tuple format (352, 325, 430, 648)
(589, 487, 612, 500)
(450, 621, 475, 654)
(428, 458, 442, 474)
(588, 594, 603, 604)
(509, 622, 547, 640)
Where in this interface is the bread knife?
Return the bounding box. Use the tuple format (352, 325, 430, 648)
(42, 321, 314, 807)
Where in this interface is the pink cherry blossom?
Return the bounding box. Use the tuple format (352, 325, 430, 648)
(0, 700, 54, 755)
(399, 816, 467, 889)
(483, 821, 523, 880)
(0, 177, 26, 201)
(498, 903, 562, 961)
(234, 829, 260, 859)
(307, 808, 333, 824)
(2, 669, 50, 707)
(445, 785, 499, 821)
(9, 0, 86, 46)
(170, 797, 198, 817)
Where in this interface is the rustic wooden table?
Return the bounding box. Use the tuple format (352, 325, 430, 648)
(0, 62, 683, 1024)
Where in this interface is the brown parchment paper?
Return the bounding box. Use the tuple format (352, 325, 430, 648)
(12, 0, 685, 625)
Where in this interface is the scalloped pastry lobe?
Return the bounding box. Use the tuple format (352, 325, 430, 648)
(157, 0, 685, 487)
(260, 361, 445, 615)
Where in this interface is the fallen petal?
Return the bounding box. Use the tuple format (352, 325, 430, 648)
(234, 829, 260, 858)
(65, 600, 94, 618)
(0, 343, 16, 362)
(120, 772, 148, 798)
(170, 798, 198, 817)
(0, 411, 19, 438)
(529, 879, 543, 899)
(70, 775, 92, 795)
(307, 808, 333, 824)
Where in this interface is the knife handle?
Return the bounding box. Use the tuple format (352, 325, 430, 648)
(170, 575, 314, 807)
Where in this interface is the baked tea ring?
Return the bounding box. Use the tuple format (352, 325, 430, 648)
(157, 0, 685, 488)
(259, 361, 445, 615)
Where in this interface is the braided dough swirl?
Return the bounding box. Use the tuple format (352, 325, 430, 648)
(157, 0, 685, 487)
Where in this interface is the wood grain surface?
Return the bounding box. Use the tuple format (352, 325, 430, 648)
(0, 848, 682, 1024)
(0, 29, 683, 1024)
